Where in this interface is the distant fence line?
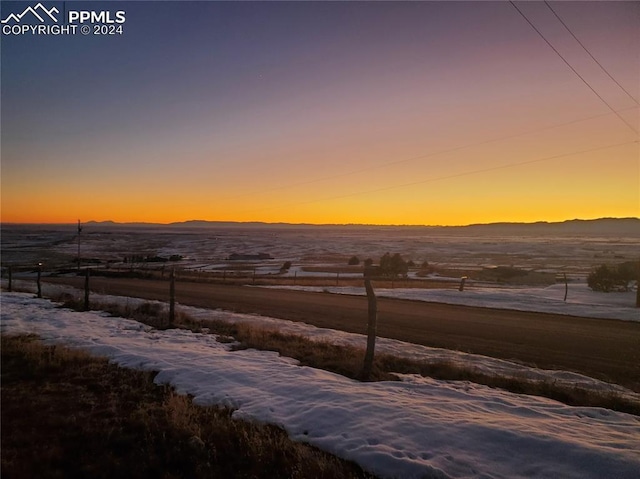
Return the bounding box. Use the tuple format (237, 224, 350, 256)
(5, 261, 637, 307)
(2, 262, 639, 314)
(0, 262, 428, 289)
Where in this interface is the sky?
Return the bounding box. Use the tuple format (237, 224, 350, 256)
(1, 0, 639, 226)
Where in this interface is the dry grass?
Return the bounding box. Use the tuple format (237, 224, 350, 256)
(1, 334, 376, 479)
(199, 321, 640, 415)
(376, 355, 639, 415)
(56, 293, 186, 329)
(229, 323, 395, 381)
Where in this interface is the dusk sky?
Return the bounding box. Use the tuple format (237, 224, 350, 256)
(2, 1, 638, 225)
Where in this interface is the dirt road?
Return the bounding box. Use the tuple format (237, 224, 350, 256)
(45, 277, 640, 391)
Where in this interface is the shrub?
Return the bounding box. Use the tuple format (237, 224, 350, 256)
(280, 261, 292, 273)
(347, 256, 360, 266)
(379, 253, 408, 278)
(587, 262, 638, 292)
(419, 261, 436, 275)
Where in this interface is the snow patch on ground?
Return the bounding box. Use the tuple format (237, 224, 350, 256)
(257, 283, 639, 321)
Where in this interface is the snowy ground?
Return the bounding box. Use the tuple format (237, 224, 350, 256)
(257, 283, 639, 322)
(2, 292, 640, 479)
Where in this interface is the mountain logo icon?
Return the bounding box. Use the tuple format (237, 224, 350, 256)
(1, 3, 59, 24)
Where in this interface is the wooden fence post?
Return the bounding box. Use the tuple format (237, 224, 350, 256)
(459, 276, 468, 292)
(361, 277, 378, 381)
(36, 264, 42, 298)
(77, 220, 83, 272)
(169, 268, 175, 327)
(563, 273, 568, 302)
(636, 261, 640, 308)
(84, 268, 90, 311)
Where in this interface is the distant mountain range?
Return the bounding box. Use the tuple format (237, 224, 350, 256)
(78, 218, 640, 236)
(452, 218, 640, 236)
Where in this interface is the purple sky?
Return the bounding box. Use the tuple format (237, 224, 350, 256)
(2, 1, 638, 224)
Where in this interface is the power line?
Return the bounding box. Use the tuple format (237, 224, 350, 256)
(212, 3, 639, 217)
(226, 107, 637, 201)
(219, 3, 639, 204)
(239, 140, 638, 216)
(509, 1, 638, 134)
(544, 0, 639, 105)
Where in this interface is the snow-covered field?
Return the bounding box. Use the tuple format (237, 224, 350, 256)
(258, 283, 639, 322)
(2, 292, 640, 479)
(3, 224, 638, 279)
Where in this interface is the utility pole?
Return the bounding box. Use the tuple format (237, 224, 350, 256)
(77, 219, 82, 272)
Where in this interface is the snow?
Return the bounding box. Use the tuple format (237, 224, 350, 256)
(284, 265, 365, 278)
(2, 292, 640, 479)
(256, 283, 640, 322)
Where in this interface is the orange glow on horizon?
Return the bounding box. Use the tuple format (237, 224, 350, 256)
(3, 137, 637, 226)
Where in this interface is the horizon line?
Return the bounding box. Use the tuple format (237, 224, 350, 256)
(1, 216, 638, 229)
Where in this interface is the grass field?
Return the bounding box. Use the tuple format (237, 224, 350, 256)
(1, 334, 375, 479)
